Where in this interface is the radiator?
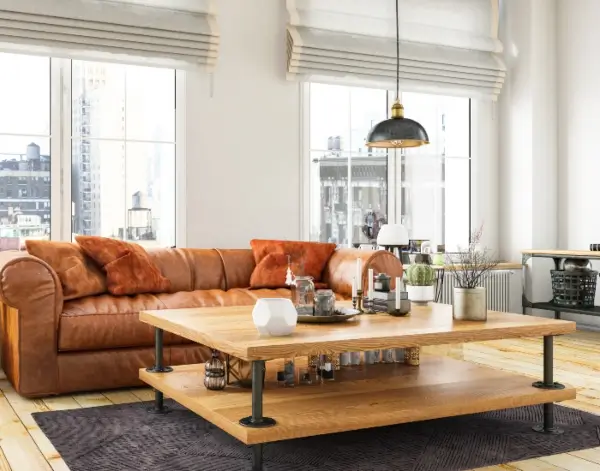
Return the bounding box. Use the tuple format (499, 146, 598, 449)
(438, 270, 513, 312)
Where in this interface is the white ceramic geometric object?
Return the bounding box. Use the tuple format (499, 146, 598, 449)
(252, 298, 298, 336)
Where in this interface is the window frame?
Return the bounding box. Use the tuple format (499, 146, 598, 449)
(41, 58, 186, 245)
(301, 82, 473, 249)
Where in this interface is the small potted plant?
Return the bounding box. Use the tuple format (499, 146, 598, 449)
(448, 226, 499, 321)
(405, 262, 435, 304)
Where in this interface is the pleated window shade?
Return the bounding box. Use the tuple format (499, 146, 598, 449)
(286, 0, 506, 99)
(0, 0, 219, 70)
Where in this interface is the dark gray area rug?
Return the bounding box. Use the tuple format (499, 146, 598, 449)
(33, 400, 600, 471)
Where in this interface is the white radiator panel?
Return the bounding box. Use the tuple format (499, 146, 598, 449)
(439, 270, 513, 312)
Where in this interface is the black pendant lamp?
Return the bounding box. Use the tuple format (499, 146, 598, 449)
(366, 0, 429, 148)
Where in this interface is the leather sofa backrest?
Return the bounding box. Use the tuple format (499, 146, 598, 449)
(146, 247, 256, 292)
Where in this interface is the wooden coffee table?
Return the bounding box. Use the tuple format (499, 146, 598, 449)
(139, 302, 576, 471)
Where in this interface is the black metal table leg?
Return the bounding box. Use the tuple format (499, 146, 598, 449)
(146, 328, 172, 414)
(532, 335, 564, 434)
(252, 444, 263, 471)
(239, 361, 275, 471)
(239, 361, 276, 428)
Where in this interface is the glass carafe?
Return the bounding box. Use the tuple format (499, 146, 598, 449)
(292, 276, 315, 315)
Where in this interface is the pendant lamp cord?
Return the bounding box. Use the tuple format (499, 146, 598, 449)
(395, 0, 400, 101)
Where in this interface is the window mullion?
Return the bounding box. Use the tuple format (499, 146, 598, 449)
(49, 58, 72, 241)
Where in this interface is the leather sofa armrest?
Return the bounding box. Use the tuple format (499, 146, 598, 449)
(0, 250, 63, 313)
(0, 250, 63, 397)
(323, 248, 404, 297)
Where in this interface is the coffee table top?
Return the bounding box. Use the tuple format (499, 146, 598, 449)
(139, 302, 575, 361)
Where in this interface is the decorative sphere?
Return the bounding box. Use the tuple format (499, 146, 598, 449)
(252, 298, 298, 336)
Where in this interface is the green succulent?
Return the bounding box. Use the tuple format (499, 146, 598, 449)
(405, 263, 435, 286)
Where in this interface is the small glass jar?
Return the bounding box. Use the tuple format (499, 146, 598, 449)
(283, 358, 295, 387)
(204, 350, 226, 391)
(298, 368, 312, 385)
(292, 276, 315, 315)
(325, 353, 341, 371)
(321, 362, 334, 381)
(314, 289, 335, 316)
(364, 350, 380, 365)
(277, 371, 285, 387)
(394, 348, 405, 363)
(381, 349, 395, 364)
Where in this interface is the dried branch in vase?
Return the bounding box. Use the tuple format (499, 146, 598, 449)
(447, 225, 499, 289)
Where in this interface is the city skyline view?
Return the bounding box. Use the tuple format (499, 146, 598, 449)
(0, 52, 176, 245)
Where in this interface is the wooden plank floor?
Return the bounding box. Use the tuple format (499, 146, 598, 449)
(1, 331, 600, 470)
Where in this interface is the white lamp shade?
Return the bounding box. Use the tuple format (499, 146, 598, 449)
(377, 224, 409, 246)
(252, 298, 298, 336)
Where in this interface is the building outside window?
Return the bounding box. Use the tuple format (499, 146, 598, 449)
(308, 83, 470, 251)
(0, 54, 51, 241)
(0, 53, 177, 246)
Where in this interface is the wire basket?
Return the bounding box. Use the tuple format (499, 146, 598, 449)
(550, 269, 598, 307)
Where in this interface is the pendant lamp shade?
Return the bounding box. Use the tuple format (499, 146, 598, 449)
(366, 102, 429, 148)
(365, 0, 429, 149)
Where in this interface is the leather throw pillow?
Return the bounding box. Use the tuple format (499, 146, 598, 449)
(25, 240, 107, 300)
(76, 236, 170, 296)
(249, 239, 336, 289)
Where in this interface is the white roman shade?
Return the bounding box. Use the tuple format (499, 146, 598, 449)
(287, 0, 505, 99)
(0, 0, 219, 70)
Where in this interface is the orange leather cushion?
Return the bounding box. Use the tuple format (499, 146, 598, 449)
(76, 236, 170, 296)
(249, 239, 336, 289)
(25, 240, 106, 300)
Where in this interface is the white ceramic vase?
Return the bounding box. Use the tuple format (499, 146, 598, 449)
(453, 287, 487, 321)
(406, 285, 434, 304)
(252, 298, 298, 336)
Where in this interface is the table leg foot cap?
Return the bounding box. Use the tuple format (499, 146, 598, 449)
(532, 424, 564, 434)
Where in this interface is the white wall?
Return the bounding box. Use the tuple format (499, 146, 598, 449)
(184, 0, 301, 248)
(555, 0, 600, 328)
(498, 0, 558, 316)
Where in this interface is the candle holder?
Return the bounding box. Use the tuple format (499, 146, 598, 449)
(362, 296, 377, 314)
(352, 289, 364, 313)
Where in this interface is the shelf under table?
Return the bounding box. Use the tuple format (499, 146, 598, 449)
(140, 355, 575, 446)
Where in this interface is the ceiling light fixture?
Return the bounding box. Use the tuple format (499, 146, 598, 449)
(365, 0, 429, 148)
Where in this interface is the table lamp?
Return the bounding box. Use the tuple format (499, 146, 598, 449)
(377, 224, 410, 265)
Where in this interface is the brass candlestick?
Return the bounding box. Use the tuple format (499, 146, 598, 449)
(352, 289, 364, 313)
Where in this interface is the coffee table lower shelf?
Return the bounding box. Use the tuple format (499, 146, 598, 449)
(139, 355, 575, 446)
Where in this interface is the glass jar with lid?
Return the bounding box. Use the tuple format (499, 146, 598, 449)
(292, 276, 315, 315)
(314, 289, 335, 316)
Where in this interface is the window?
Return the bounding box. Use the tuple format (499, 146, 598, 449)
(71, 61, 176, 247)
(308, 84, 389, 246)
(0, 53, 178, 245)
(307, 83, 470, 251)
(0, 53, 51, 241)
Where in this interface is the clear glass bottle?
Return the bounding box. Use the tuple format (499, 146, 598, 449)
(292, 276, 315, 315)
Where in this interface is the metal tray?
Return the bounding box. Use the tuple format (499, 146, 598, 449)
(297, 308, 360, 324)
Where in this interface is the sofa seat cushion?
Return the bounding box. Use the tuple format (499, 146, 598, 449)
(59, 288, 351, 352)
(59, 294, 188, 352)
